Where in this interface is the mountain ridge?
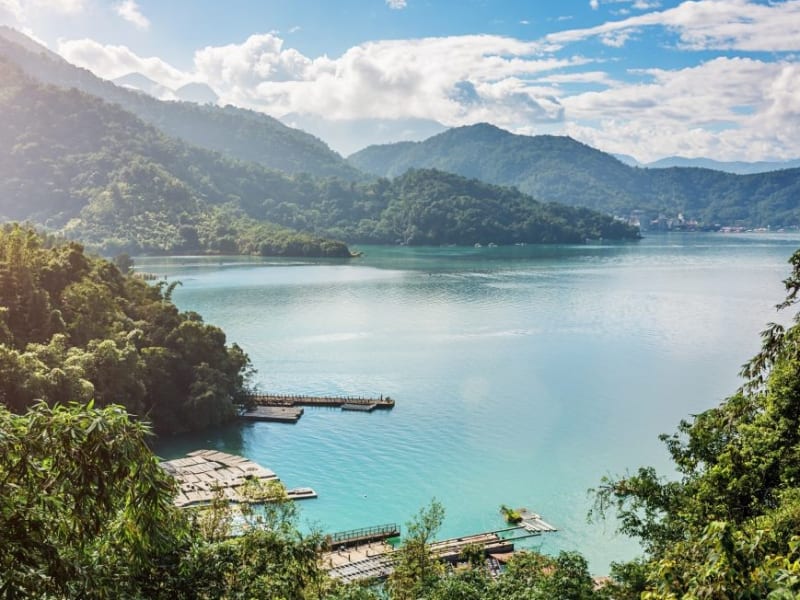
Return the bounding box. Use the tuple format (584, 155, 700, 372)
(349, 123, 800, 227)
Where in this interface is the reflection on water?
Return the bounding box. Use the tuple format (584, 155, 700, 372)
(144, 233, 800, 573)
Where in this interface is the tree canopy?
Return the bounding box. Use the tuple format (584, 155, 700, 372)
(0, 224, 251, 433)
(590, 248, 800, 598)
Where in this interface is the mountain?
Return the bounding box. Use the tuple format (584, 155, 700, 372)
(0, 27, 361, 181)
(0, 59, 353, 257)
(280, 114, 447, 156)
(645, 156, 800, 174)
(0, 59, 639, 251)
(349, 123, 800, 227)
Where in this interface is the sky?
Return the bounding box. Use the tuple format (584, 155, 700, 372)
(1, 0, 799, 161)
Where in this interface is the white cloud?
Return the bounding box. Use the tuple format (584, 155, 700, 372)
(590, 0, 599, 9)
(114, 0, 149, 30)
(0, 0, 84, 26)
(386, 0, 406, 9)
(0, 0, 23, 25)
(190, 33, 574, 129)
(563, 57, 800, 161)
(551, 0, 800, 52)
(58, 38, 189, 87)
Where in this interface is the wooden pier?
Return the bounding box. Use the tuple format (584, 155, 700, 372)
(240, 406, 304, 423)
(240, 393, 394, 424)
(246, 393, 394, 410)
(326, 523, 401, 550)
(325, 517, 557, 584)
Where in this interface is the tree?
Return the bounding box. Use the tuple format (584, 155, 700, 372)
(591, 248, 800, 598)
(0, 401, 187, 598)
(388, 499, 446, 600)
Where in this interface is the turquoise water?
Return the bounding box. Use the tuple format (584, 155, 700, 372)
(143, 233, 800, 573)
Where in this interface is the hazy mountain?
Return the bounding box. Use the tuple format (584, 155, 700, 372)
(0, 26, 361, 180)
(0, 59, 639, 251)
(113, 72, 175, 100)
(645, 156, 800, 174)
(174, 81, 219, 104)
(349, 123, 800, 226)
(282, 113, 447, 155)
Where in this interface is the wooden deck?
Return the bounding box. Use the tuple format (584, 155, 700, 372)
(240, 406, 304, 423)
(325, 516, 558, 584)
(247, 393, 394, 410)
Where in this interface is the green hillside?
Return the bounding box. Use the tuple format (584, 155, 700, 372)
(0, 26, 362, 181)
(349, 123, 800, 227)
(0, 60, 639, 249)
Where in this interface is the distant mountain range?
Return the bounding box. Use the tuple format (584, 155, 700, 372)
(0, 26, 361, 181)
(349, 124, 800, 227)
(614, 153, 800, 175)
(0, 52, 638, 252)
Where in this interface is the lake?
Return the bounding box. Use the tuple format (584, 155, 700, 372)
(144, 233, 800, 573)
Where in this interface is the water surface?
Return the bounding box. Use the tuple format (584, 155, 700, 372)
(144, 233, 800, 572)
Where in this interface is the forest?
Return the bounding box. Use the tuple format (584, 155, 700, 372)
(0, 58, 639, 257)
(3, 226, 800, 597)
(349, 123, 800, 227)
(0, 224, 251, 434)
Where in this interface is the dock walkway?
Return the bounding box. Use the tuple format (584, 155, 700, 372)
(326, 518, 558, 583)
(247, 393, 394, 409)
(241, 393, 394, 424)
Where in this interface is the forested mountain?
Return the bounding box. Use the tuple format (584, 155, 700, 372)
(0, 60, 639, 249)
(645, 155, 800, 174)
(0, 26, 362, 181)
(349, 123, 800, 227)
(0, 59, 353, 257)
(0, 224, 250, 434)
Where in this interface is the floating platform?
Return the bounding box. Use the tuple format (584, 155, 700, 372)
(247, 393, 394, 410)
(241, 406, 304, 423)
(341, 403, 377, 412)
(327, 523, 401, 550)
(161, 449, 314, 508)
(518, 509, 558, 533)
(325, 513, 558, 583)
(286, 487, 318, 501)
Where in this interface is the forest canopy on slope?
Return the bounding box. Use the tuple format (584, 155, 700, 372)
(0, 224, 251, 434)
(0, 60, 639, 251)
(349, 123, 800, 227)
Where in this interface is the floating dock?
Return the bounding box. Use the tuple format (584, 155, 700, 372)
(327, 523, 401, 550)
(246, 393, 394, 410)
(240, 406, 304, 423)
(325, 515, 557, 584)
(241, 393, 394, 424)
(161, 449, 316, 508)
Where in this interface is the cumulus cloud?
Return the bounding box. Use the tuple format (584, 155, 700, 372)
(563, 57, 800, 161)
(58, 38, 189, 87)
(386, 0, 406, 9)
(115, 0, 149, 30)
(190, 33, 575, 129)
(0, 0, 85, 26)
(551, 0, 800, 52)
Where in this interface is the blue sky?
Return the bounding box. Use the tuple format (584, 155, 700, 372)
(2, 0, 799, 160)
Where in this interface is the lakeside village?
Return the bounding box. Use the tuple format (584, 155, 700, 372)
(159, 392, 559, 585)
(622, 210, 799, 233)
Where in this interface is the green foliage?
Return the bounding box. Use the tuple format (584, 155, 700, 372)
(349, 123, 800, 227)
(500, 504, 523, 524)
(591, 248, 800, 597)
(388, 499, 447, 599)
(0, 224, 252, 433)
(0, 60, 636, 254)
(0, 401, 187, 598)
(0, 29, 361, 181)
(0, 401, 328, 599)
